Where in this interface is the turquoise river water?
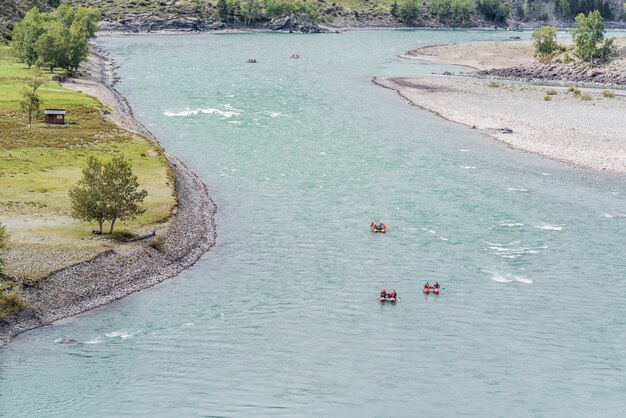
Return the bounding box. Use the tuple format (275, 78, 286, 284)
(2, 31, 626, 417)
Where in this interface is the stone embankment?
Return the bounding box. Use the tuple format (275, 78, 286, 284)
(473, 62, 626, 88)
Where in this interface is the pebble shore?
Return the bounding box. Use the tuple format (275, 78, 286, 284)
(376, 39, 626, 173)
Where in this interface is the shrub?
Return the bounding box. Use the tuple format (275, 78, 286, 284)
(544, 95, 552, 101)
(264, 0, 313, 18)
(396, 0, 421, 24)
(429, 0, 475, 25)
(546, 88, 557, 95)
(0, 289, 25, 320)
(602, 89, 615, 98)
(477, 0, 509, 23)
(572, 88, 581, 96)
(150, 236, 165, 253)
(580, 93, 591, 101)
(532, 26, 559, 59)
(562, 51, 571, 63)
(488, 81, 501, 88)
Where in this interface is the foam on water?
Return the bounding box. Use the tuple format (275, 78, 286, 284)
(535, 224, 565, 231)
(499, 220, 525, 227)
(490, 273, 533, 284)
(105, 330, 139, 339)
(604, 213, 626, 219)
(507, 187, 529, 192)
(164, 107, 241, 118)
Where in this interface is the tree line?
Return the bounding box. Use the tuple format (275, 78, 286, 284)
(12, 5, 100, 73)
(532, 10, 614, 63)
(555, 0, 614, 20)
(391, 0, 622, 25)
(391, 0, 509, 25)
(215, 0, 319, 25)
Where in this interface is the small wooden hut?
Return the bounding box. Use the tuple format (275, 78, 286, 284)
(44, 109, 66, 125)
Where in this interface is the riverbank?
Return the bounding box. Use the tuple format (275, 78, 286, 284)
(0, 45, 217, 348)
(374, 76, 626, 173)
(375, 38, 626, 173)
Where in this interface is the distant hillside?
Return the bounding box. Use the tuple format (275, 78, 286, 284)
(61, 0, 625, 31)
(2, 0, 625, 36)
(0, 0, 52, 40)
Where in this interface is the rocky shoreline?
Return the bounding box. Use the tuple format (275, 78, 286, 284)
(471, 62, 626, 88)
(0, 44, 218, 348)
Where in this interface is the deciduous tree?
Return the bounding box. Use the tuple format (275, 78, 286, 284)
(102, 156, 148, 234)
(572, 10, 614, 63)
(20, 69, 44, 128)
(69, 156, 147, 234)
(34, 22, 69, 72)
(69, 156, 109, 234)
(532, 25, 560, 59)
(11, 8, 45, 68)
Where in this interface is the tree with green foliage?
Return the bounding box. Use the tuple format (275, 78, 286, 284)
(34, 21, 68, 73)
(572, 10, 614, 63)
(69, 156, 109, 234)
(69, 156, 147, 234)
(477, 0, 509, 23)
(531, 25, 560, 58)
(66, 27, 89, 71)
(390, 1, 399, 18)
(0, 221, 7, 276)
(242, 0, 262, 25)
(554, 0, 570, 17)
(77, 7, 100, 38)
(429, 0, 475, 25)
(20, 69, 44, 128)
(396, 0, 421, 24)
(101, 156, 148, 234)
(264, 0, 312, 18)
(11, 8, 46, 67)
(12, 5, 99, 72)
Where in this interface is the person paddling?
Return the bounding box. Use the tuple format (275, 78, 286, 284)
(434, 281, 440, 290)
(380, 289, 387, 299)
(391, 289, 397, 300)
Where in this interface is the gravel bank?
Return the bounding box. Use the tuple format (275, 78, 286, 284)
(0, 43, 217, 348)
(374, 76, 626, 173)
(405, 39, 626, 88)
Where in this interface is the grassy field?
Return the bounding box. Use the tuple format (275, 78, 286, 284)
(0, 46, 176, 279)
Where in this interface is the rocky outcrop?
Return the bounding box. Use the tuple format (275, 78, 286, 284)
(99, 14, 225, 33)
(265, 13, 330, 33)
(473, 61, 626, 88)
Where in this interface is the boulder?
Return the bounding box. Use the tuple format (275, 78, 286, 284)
(265, 13, 329, 33)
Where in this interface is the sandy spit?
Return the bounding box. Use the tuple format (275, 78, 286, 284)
(402, 40, 537, 70)
(0, 43, 218, 348)
(374, 75, 626, 173)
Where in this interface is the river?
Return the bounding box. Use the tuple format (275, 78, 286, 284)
(1, 30, 625, 417)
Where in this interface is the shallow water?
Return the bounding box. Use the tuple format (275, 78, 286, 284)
(2, 31, 626, 417)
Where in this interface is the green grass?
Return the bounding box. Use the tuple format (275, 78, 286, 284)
(0, 45, 176, 278)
